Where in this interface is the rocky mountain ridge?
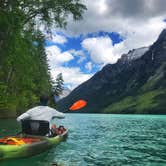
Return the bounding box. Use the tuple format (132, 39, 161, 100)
(58, 29, 166, 114)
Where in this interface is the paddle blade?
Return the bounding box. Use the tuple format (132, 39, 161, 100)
(69, 100, 87, 111)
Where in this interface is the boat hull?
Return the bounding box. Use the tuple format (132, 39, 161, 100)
(0, 131, 67, 160)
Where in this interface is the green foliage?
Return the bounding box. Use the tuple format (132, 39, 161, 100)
(104, 89, 166, 114)
(0, 0, 86, 31)
(141, 63, 166, 91)
(0, 28, 52, 116)
(0, 0, 86, 117)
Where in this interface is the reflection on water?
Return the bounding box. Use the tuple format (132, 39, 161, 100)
(0, 114, 166, 166)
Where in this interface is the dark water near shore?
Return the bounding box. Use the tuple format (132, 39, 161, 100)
(0, 114, 166, 166)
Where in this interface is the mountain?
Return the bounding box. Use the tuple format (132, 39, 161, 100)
(119, 47, 149, 63)
(58, 29, 166, 114)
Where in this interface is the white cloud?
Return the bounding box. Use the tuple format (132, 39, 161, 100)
(110, 17, 166, 56)
(69, 49, 85, 56)
(85, 62, 93, 71)
(82, 36, 121, 64)
(68, 49, 87, 64)
(51, 66, 92, 89)
(77, 56, 87, 64)
(45, 45, 74, 68)
(45, 46, 92, 89)
(51, 33, 67, 44)
(45, 33, 67, 44)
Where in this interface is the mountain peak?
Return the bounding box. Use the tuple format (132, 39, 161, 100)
(117, 47, 149, 64)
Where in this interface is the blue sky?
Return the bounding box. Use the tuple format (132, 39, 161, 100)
(45, 31, 123, 74)
(44, 0, 166, 90)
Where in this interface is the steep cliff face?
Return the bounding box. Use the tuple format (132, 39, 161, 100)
(58, 29, 166, 114)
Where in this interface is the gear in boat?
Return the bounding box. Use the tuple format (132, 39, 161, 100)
(0, 120, 67, 146)
(0, 120, 67, 160)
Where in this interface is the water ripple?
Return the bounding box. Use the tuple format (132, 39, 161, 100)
(0, 114, 166, 166)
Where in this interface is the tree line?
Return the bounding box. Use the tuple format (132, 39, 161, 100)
(0, 0, 86, 118)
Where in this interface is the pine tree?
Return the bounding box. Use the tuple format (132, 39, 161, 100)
(54, 73, 64, 97)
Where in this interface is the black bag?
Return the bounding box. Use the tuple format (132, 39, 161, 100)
(21, 120, 49, 136)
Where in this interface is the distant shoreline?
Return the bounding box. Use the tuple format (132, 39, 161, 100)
(1, 112, 166, 119)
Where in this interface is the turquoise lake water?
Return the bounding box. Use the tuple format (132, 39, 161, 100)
(0, 114, 166, 166)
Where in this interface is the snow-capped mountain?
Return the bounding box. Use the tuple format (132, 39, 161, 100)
(118, 47, 149, 64)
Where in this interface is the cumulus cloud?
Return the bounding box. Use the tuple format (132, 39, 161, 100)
(45, 46, 92, 89)
(45, 46, 74, 68)
(68, 49, 88, 64)
(45, 33, 67, 44)
(69, 49, 85, 56)
(85, 62, 93, 71)
(82, 36, 121, 64)
(77, 56, 87, 64)
(51, 33, 67, 44)
(110, 17, 166, 56)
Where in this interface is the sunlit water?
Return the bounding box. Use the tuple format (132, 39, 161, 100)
(0, 114, 166, 166)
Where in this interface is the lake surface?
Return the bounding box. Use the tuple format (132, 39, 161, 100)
(0, 114, 166, 166)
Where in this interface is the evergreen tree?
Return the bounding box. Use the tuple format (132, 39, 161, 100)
(54, 73, 64, 97)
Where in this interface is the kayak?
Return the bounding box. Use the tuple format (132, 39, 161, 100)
(0, 130, 68, 160)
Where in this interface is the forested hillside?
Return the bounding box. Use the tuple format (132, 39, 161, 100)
(0, 0, 86, 118)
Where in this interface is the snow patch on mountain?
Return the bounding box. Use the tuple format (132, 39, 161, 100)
(119, 47, 149, 64)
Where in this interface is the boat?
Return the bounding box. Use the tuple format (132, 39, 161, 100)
(0, 130, 68, 160)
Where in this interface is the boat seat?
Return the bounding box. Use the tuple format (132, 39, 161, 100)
(21, 120, 49, 136)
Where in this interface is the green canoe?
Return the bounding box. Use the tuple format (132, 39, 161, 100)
(0, 130, 68, 160)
